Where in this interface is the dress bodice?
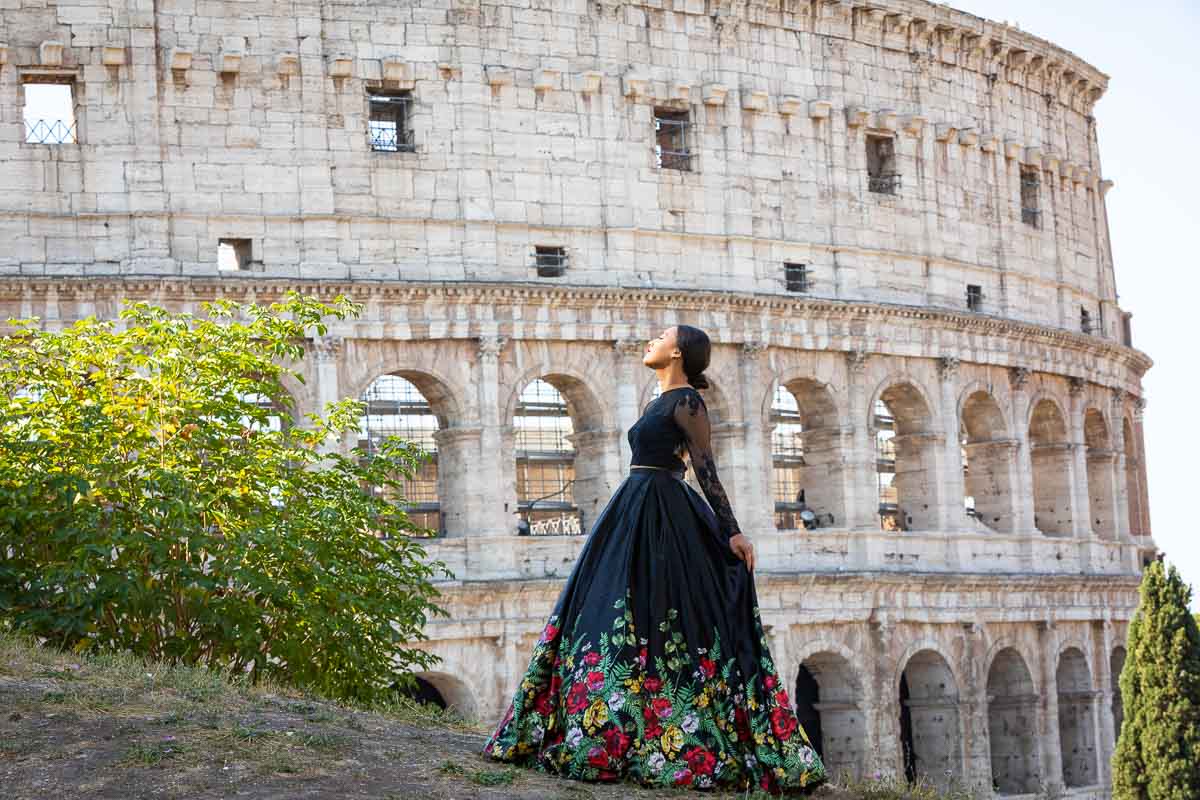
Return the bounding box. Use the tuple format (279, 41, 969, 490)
(626, 386, 742, 540)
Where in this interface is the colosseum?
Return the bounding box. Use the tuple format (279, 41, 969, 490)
(0, 0, 1157, 796)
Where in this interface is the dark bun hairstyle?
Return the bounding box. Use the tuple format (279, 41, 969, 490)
(674, 325, 711, 390)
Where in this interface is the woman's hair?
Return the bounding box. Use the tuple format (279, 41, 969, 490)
(674, 325, 711, 390)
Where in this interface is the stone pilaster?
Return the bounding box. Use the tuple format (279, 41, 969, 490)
(612, 338, 645, 475)
(310, 335, 344, 452)
(1109, 389, 1131, 541)
(960, 622, 992, 795)
(1038, 620, 1065, 794)
(1093, 619, 1117, 789)
(737, 341, 772, 535)
(1008, 367, 1039, 534)
(474, 334, 512, 537)
(1067, 377, 1095, 539)
(845, 350, 879, 530)
(1131, 397, 1151, 536)
(936, 356, 967, 530)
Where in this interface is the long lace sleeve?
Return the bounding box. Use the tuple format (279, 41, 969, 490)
(673, 390, 742, 542)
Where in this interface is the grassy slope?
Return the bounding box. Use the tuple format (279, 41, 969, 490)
(0, 633, 958, 800)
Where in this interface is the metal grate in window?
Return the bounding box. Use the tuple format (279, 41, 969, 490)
(368, 92, 416, 153)
(535, 246, 567, 277)
(967, 284, 983, 312)
(654, 109, 691, 171)
(784, 263, 809, 293)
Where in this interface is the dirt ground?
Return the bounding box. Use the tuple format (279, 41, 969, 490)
(0, 635, 859, 800)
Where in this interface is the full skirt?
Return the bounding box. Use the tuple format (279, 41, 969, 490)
(482, 469, 828, 794)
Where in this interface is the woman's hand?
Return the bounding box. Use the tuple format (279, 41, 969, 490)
(729, 533, 755, 572)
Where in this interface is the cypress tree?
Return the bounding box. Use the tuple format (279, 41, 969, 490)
(1111, 559, 1200, 800)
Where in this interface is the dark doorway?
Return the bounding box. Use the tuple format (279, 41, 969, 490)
(794, 664, 824, 758)
(899, 671, 916, 783)
(396, 675, 447, 709)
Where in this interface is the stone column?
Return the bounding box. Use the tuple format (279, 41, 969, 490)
(311, 336, 344, 452)
(474, 335, 512, 537)
(960, 622, 993, 796)
(1093, 619, 1118, 789)
(1109, 389, 1131, 541)
(1008, 367, 1038, 534)
(844, 351, 879, 530)
(1037, 620, 1064, 794)
(431, 425, 485, 538)
(867, 616, 903, 779)
(738, 342, 773, 536)
(1067, 378, 1095, 539)
(1131, 398, 1152, 536)
(612, 338, 644, 476)
(936, 357, 967, 531)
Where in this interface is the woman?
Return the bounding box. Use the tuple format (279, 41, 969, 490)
(482, 325, 827, 794)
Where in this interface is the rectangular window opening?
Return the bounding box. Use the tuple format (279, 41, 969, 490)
(218, 238, 252, 271)
(23, 80, 77, 145)
(1121, 312, 1133, 348)
(1021, 167, 1041, 228)
(784, 262, 809, 293)
(1080, 306, 1093, 335)
(654, 108, 691, 171)
(866, 134, 899, 194)
(368, 89, 415, 153)
(966, 284, 983, 312)
(535, 246, 567, 278)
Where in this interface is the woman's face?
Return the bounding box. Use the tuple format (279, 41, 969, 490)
(643, 326, 679, 369)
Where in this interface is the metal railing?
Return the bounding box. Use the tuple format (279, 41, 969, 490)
(868, 172, 901, 194)
(655, 117, 691, 171)
(535, 248, 568, 277)
(25, 118, 77, 145)
(518, 479, 583, 536)
(368, 123, 416, 153)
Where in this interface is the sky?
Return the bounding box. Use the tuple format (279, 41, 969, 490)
(951, 0, 1200, 609)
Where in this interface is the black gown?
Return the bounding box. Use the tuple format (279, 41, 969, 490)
(482, 386, 827, 794)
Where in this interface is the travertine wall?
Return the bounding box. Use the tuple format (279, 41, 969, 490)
(0, 1, 1155, 797)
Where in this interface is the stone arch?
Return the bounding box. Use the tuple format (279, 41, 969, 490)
(794, 650, 867, 782)
(504, 364, 608, 433)
(1028, 396, 1074, 536)
(870, 375, 941, 532)
(769, 376, 846, 530)
(1057, 646, 1099, 788)
(1110, 646, 1126, 740)
(411, 671, 479, 718)
(347, 359, 465, 428)
(986, 647, 1041, 794)
(1122, 416, 1144, 536)
(896, 646, 963, 792)
(960, 387, 1018, 533)
(1083, 407, 1117, 539)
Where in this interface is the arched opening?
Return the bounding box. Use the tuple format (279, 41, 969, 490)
(874, 383, 939, 531)
(986, 648, 1040, 794)
(359, 374, 442, 536)
(514, 378, 582, 535)
(1029, 399, 1073, 536)
(1110, 647, 1126, 741)
(1084, 409, 1116, 539)
(1123, 418, 1144, 535)
(960, 390, 1018, 532)
(1057, 648, 1098, 788)
(772, 380, 843, 530)
(396, 675, 447, 709)
(796, 652, 865, 782)
(409, 671, 477, 718)
(899, 650, 962, 792)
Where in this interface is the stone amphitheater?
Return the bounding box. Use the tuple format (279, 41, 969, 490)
(0, 0, 1158, 796)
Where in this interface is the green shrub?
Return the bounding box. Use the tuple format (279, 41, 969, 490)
(1112, 559, 1200, 800)
(0, 293, 450, 702)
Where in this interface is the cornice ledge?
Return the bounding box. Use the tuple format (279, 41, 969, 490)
(0, 277, 1151, 373)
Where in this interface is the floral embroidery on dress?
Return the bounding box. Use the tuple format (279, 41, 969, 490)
(484, 593, 826, 794)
